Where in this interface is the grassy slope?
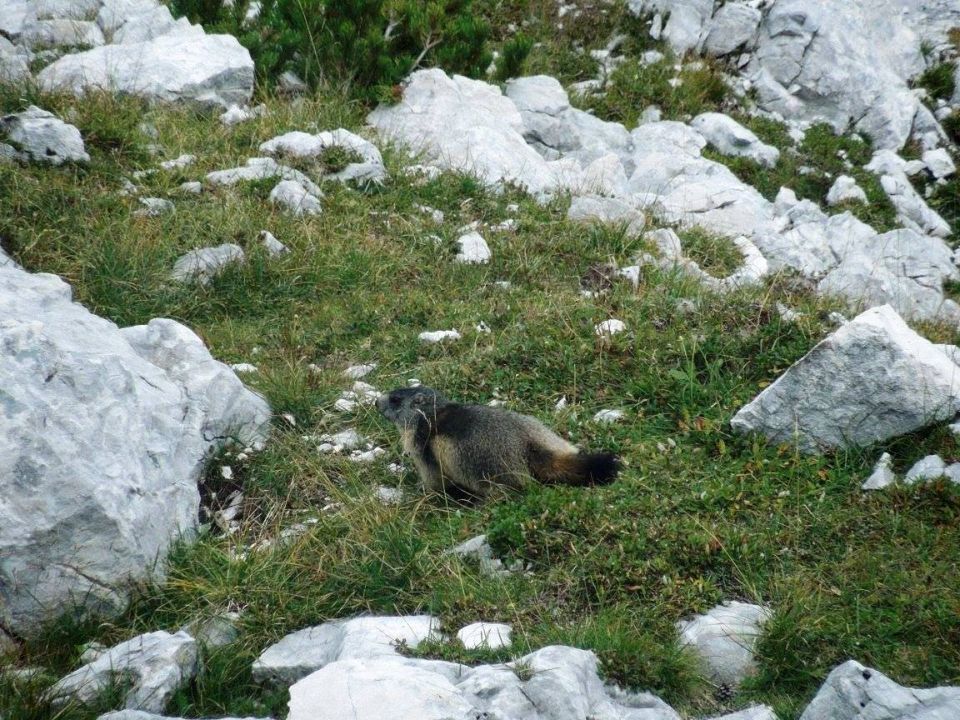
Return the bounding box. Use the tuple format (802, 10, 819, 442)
(2, 10, 960, 720)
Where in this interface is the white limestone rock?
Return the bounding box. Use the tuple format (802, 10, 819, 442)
(258, 230, 289, 257)
(38, 28, 254, 109)
(220, 103, 266, 126)
(922, 148, 956, 180)
(111, 5, 189, 45)
(746, 0, 926, 151)
(206, 157, 321, 195)
(369, 69, 598, 200)
(252, 615, 441, 686)
(861, 453, 896, 490)
(865, 150, 926, 178)
(170, 243, 244, 285)
(703, 708, 777, 720)
(287, 645, 679, 720)
(269, 180, 322, 216)
(182, 613, 240, 649)
(629, 0, 713, 55)
(159, 153, 195, 171)
(19, 19, 105, 50)
(677, 601, 771, 687)
(880, 173, 951, 237)
(47, 631, 198, 712)
(731, 305, 960, 453)
(567, 196, 645, 237)
(0, 106, 89, 165)
(135, 197, 175, 217)
(904, 454, 946, 485)
(817, 229, 960, 326)
(595, 319, 627, 337)
(456, 622, 512, 650)
(799, 659, 960, 720)
(0, 35, 31, 83)
(701, 3, 762, 57)
(0, 256, 270, 637)
(593, 409, 625, 423)
(99, 712, 271, 720)
(455, 231, 492, 264)
(826, 175, 868, 206)
(690, 113, 779, 168)
(260, 128, 385, 185)
(419, 329, 461, 343)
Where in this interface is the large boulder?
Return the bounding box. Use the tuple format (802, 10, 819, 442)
(37, 26, 254, 109)
(0, 255, 270, 637)
(730, 305, 960, 453)
(368, 69, 620, 199)
(800, 659, 960, 719)
(746, 0, 926, 150)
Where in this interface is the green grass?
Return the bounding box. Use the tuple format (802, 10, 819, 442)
(2, 78, 960, 720)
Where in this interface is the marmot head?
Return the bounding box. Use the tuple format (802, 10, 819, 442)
(377, 386, 448, 425)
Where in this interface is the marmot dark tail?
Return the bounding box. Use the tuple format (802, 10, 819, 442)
(533, 450, 620, 486)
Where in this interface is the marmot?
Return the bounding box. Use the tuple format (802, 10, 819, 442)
(377, 386, 619, 498)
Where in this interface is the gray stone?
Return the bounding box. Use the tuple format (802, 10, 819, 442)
(98, 712, 271, 720)
(19, 19, 105, 50)
(287, 645, 679, 720)
(677, 601, 771, 687)
(629, 0, 713, 55)
(38, 27, 254, 109)
(817, 229, 960, 326)
(865, 150, 926, 178)
(269, 180, 322, 216)
(880, 173, 951, 237)
(691, 113, 779, 168)
(747, 0, 926, 150)
(703, 708, 777, 720)
(0, 106, 89, 165)
(731, 305, 960, 453)
(702, 3, 762, 57)
(826, 175, 868, 206)
(567, 196, 645, 237)
(252, 615, 441, 686)
(799, 659, 960, 719)
(259, 128, 386, 185)
(904, 454, 947, 485)
(259, 230, 289, 257)
(862, 453, 896, 490)
(454, 231, 491, 264)
(112, 6, 188, 45)
(220, 103, 267, 126)
(205, 157, 322, 197)
(96, 0, 161, 33)
(47, 631, 197, 712)
(170, 244, 244, 285)
(456, 622, 512, 650)
(135, 197, 174, 217)
(0, 36, 31, 83)
(0, 256, 270, 637)
(182, 613, 240, 648)
(922, 148, 956, 180)
(369, 69, 604, 200)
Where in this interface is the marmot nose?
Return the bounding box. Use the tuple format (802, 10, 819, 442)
(375, 394, 388, 412)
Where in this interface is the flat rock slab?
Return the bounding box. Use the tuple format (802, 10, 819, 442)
(677, 601, 771, 686)
(0, 105, 89, 165)
(252, 615, 441, 686)
(38, 28, 253, 109)
(800, 659, 960, 719)
(48, 631, 198, 712)
(731, 305, 960, 453)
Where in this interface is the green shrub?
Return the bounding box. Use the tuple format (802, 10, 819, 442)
(170, 0, 491, 100)
(494, 31, 533, 81)
(915, 61, 956, 101)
